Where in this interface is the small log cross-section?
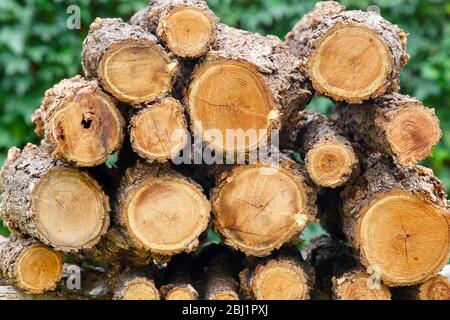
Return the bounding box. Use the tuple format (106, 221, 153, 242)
(334, 93, 442, 167)
(341, 157, 450, 286)
(32, 76, 125, 167)
(160, 255, 199, 300)
(333, 269, 392, 300)
(186, 24, 312, 155)
(0, 144, 110, 252)
(130, 97, 189, 163)
(283, 111, 358, 188)
(131, 0, 218, 59)
(211, 159, 316, 257)
(109, 270, 160, 300)
(286, 2, 409, 103)
(82, 18, 179, 106)
(0, 236, 63, 294)
(393, 274, 450, 300)
(112, 162, 210, 257)
(240, 248, 313, 300)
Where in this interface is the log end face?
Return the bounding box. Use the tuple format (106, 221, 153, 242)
(306, 139, 358, 188)
(212, 164, 312, 257)
(99, 40, 177, 106)
(123, 177, 210, 255)
(51, 90, 124, 167)
(251, 260, 309, 300)
(165, 285, 198, 300)
(118, 278, 160, 300)
(418, 275, 450, 300)
(385, 106, 441, 166)
(308, 23, 392, 103)
(31, 168, 110, 251)
(188, 59, 278, 154)
(16, 244, 63, 294)
(158, 6, 216, 58)
(357, 189, 449, 286)
(334, 271, 391, 300)
(130, 98, 188, 162)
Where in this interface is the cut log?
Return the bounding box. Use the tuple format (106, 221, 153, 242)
(392, 274, 450, 300)
(304, 236, 391, 300)
(112, 162, 210, 257)
(286, 3, 410, 103)
(0, 236, 63, 294)
(303, 236, 357, 298)
(0, 144, 110, 252)
(211, 159, 316, 257)
(240, 247, 313, 300)
(82, 18, 179, 106)
(131, 0, 217, 59)
(200, 246, 241, 300)
(333, 268, 392, 300)
(0, 286, 86, 300)
(340, 157, 450, 286)
(32, 76, 125, 167)
(130, 97, 189, 163)
(334, 93, 441, 166)
(160, 254, 198, 300)
(109, 269, 160, 300)
(186, 24, 312, 155)
(282, 111, 358, 187)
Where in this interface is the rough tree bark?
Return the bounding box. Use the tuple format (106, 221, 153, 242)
(0, 144, 110, 252)
(111, 161, 210, 258)
(129, 97, 189, 163)
(340, 156, 450, 286)
(0, 235, 63, 294)
(282, 110, 358, 188)
(32, 76, 125, 167)
(82, 18, 179, 106)
(286, 2, 410, 103)
(186, 23, 312, 155)
(0, 286, 87, 300)
(334, 93, 441, 167)
(211, 159, 317, 257)
(131, 0, 217, 59)
(240, 247, 314, 300)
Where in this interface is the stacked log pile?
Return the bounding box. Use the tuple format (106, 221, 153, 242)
(0, 0, 448, 300)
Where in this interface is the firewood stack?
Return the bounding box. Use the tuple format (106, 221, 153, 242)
(0, 0, 448, 300)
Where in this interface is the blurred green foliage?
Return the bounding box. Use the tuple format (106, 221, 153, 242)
(0, 0, 449, 240)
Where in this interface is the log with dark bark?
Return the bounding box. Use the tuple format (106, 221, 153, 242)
(0, 235, 63, 294)
(282, 110, 358, 188)
(334, 93, 441, 167)
(129, 97, 189, 163)
(111, 161, 210, 258)
(186, 24, 312, 155)
(392, 274, 450, 300)
(160, 254, 198, 300)
(303, 236, 391, 300)
(198, 246, 241, 300)
(340, 157, 450, 286)
(32, 76, 125, 167)
(82, 18, 179, 106)
(240, 247, 314, 300)
(0, 144, 110, 252)
(131, 0, 217, 59)
(286, 2, 410, 103)
(211, 159, 316, 257)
